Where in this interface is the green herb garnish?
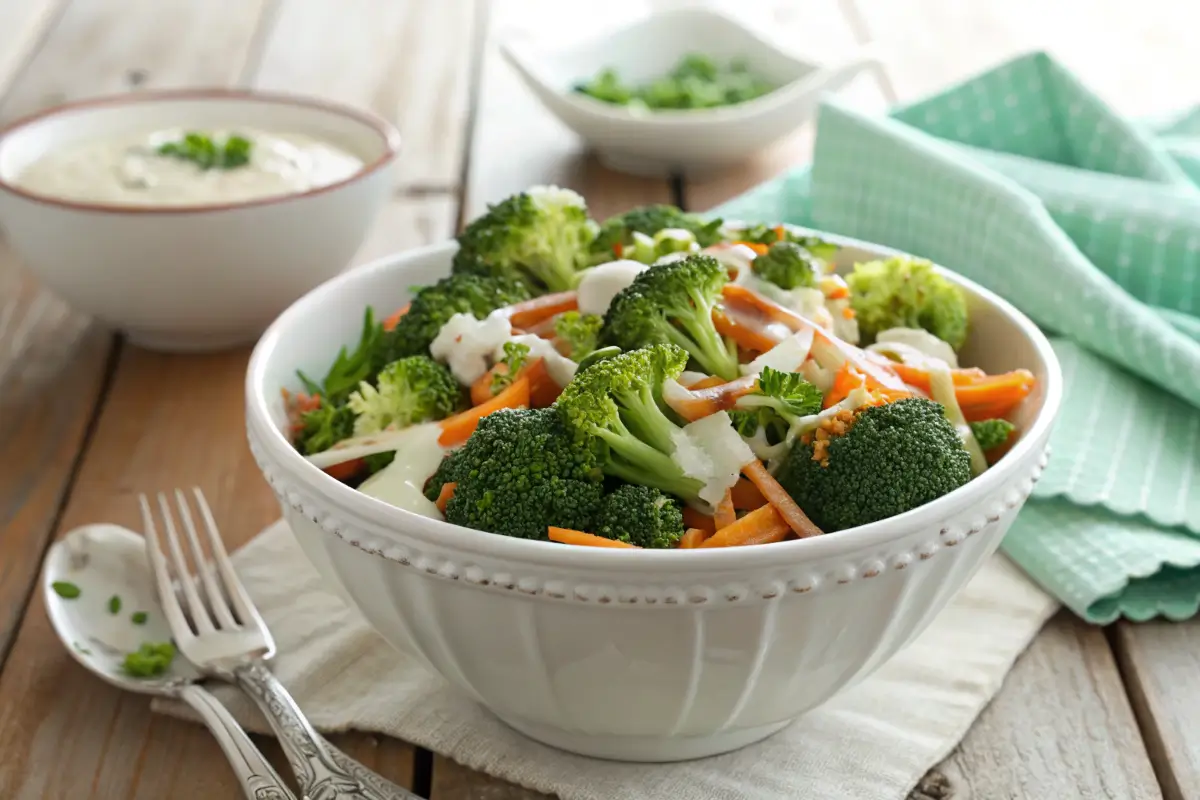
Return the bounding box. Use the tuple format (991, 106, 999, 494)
(491, 341, 531, 395)
(122, 641, 176, 678)
(157, 131, 254, 170)
(52, 581, 81, 599)
(131, 611, 148, 625)
(574, 54, 775, 111)
(108, 595, 121, 614)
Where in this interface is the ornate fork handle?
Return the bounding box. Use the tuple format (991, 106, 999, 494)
(178, 683, 297, 800)
(233, 661, 420, 800)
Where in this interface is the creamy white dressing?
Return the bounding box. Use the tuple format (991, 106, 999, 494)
(431, 313, 513, 385)
(15, 127, 363, 206)
(356, 424, 448, 519)
(502, 333, 578, 387)
(872, 328, 958, 368)
(576, 259, 648, 316)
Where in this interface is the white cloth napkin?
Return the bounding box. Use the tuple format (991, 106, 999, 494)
(153, 520, 1057, 800)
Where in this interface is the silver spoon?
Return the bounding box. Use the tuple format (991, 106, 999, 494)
(43, 523, 296, 800)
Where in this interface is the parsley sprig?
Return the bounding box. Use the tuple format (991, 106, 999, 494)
(157, 131, 253, 170)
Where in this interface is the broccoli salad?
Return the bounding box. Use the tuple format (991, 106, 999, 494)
(284, 186, 1036, 550)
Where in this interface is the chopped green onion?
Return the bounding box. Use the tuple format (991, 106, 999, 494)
(52, 581, 81, 599)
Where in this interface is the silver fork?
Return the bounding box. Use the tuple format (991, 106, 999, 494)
(141, 488, 419, 800)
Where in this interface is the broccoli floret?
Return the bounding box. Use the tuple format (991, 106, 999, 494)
(847, 257, 969, 350)
(751, 241, 821, 290)
(594, 485, 684, 548)
(295, 401, 355, 455)
(601, 254, 739, 379)
(377, 273, 530, 367)
(775, 398, 971, 532)
(436, 408, 605, 539)
(557, 344, 706, 504)
(491, 341, 531, 395)
(730, 367, 823, 442)
(347, 356, 463, 436)
(453, 186, 599, 293)
(970, 418, 1016, 451)
(554, 311, 603, 362)
(592, 205, 724, 258)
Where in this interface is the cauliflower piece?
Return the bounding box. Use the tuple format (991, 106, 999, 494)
(669, 411, 757, 507)
(430, 312, 512, 385)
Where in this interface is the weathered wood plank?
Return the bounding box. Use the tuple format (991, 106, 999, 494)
(0, 0, 273, 122)
(1113, 621, 1200, 800)
(914, 612, 1162, 800)
(0, 253, 110, 668)
(253, 0, 479, 191)
(432, 757, 554, 800)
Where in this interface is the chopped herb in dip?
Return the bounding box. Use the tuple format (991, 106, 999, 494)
(123, 641, 176, 677)
(131, 611, 148, 625)
(52, 581, 81, 599)
(108, 594, 122, 614)
(157, 131, 254, 170)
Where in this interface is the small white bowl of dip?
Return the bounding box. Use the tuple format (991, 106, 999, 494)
(0, 89, 400, 352)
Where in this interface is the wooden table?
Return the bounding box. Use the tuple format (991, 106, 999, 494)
(0, 1, 1196, 798)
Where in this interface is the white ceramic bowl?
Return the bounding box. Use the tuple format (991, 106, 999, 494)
(0, 90, 400, 353)
(500, 8, 880, 176)
(245, 234, 1062, 762)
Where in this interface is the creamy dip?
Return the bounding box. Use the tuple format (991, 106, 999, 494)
(14, 127, 364, 206)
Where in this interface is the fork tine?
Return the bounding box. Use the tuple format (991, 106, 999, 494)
(157, 491, 215, 634)
(140, 493, 194, 640)
(174, 489, 240, 630)
(191, 488, 268, 636)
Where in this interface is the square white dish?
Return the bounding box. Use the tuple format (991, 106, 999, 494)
(499, 7, 880, 175)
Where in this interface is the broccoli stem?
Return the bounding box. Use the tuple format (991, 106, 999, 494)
(616, 384, 679, 455)
(592, 421, 704, 501)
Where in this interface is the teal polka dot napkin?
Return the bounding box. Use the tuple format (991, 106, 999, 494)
(714, 52, 1200, 623)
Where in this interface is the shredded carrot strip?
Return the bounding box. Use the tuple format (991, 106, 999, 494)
(741, 460, 823, 538)
(470, 366, 502, 406)
(712, 308, 783, 354)
(730, 476, 767, 510)
(955, 369, 1036, 408)
(824, 363, 866, 409)
(773, 224, 786, 242)
(496, 292, 579, 330)
(890, 363, 987, 392)
(324, 459, 365, 482)
(682, 507, 716, 534)
(678, 527, 712, 549)
(664, 374, 759, 422)
(721, 283, 908, 393)
(732, 241, 769, 255)
(382, 304, 410, 332)
(549, 527, 639, 548)
(714, 489, 736, 530)
(435, 482, 456, 513)
(438, 377, 530, 446)
(701, 504, 790, 547)
(523, 358, 561, 408)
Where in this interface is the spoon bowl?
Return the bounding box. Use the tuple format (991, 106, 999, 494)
(43, 523, 199, 695)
